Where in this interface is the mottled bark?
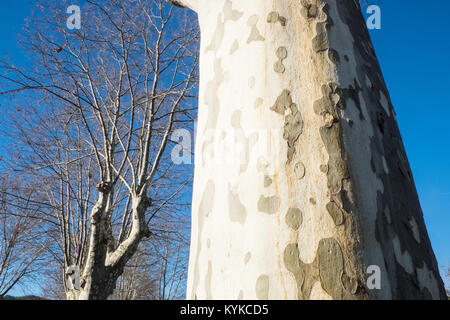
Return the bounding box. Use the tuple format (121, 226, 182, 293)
(65, 182, 151, 300)
(175, 0, 447, 300)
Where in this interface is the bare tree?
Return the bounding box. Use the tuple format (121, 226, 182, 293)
(0, 177, 48, 298)
(1, 0, 198, 299)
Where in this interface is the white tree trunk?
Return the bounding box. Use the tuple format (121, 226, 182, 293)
(174, 0, 447, 300)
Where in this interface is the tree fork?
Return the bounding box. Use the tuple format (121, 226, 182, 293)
(68, 183, 152, 300)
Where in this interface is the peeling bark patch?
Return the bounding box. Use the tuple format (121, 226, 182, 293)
(312, 21, 329, 53)
(271, 90, 304, 162)
(204, 59, 224, 129)
(271, 89, 292, 115)
(283, 243, 318, 299)
(274, 47, 287, 73)
(317, 238, 355, 299)
(255, 275, 269, 300)
(254, 97, 263, 108)
(311, 81, 368, 299)
(300, 1, 318, 19)
(284, 104, 304, 162)
(326, 202, 345, 226)
(311, 4, 333, 53)
(285, 208, 303, 230)
(223, 0, 243, 22)
(314, 83, 349, 194)
(264, 176, 273, 187)
(228, 186, 247, 224)
(206, 14, 225, 53)
(191, 180, 215, 298)
(328, 49, 340, 64)
(257, 195, 279, 215)
(247, 15, 265, 44)
(205, 0, 242, 55)
(294, 162, 306, 179)
(205, 261, 213, 299)
(244, 252, 251, 265)
(267, 11, 287, 26)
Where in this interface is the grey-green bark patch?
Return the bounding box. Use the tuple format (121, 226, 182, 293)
(271, 89, 292, 115)
(284, 104, 304, 162)
(300, 1, 318, 19)
(255, 275, 269, 300)
(267, 11, 278, 23)
(257, 195, 279, 215)
(271, 90, 304, 162)
(326, 201, 345, 226)
(264, 176, 273, 187)
(294, 162, 306, 179)
(312, 4, 332, 53)
(328, 49, 340, 64)
(283, 243, 318, 299)
(314, 83, 350, 194)
(228, 186, 247, 224)
(274, 47, 288, 74)
(312, 21, 329, 52)
(276, 47, 288, 60)
(247, 15, 265, 44)
(341, 274, 358, 294)
(317, 238, 354, 300)
(267, 11, 287, 26)
(285, 208, 303, 230)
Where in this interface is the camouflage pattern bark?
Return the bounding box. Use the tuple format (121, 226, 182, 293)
(170, 0, 446, 300)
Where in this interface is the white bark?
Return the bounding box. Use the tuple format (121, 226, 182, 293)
(168, 0, 198, 12)
(183, 0, 447, 300)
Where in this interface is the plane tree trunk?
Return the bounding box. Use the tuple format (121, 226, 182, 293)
(66, 184, 151, 300)
(170, 0, 447, 300)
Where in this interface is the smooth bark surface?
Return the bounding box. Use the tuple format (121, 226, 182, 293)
(173, 0, 446, 300)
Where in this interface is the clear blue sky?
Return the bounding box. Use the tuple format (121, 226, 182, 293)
(0, 0, 448, 294)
